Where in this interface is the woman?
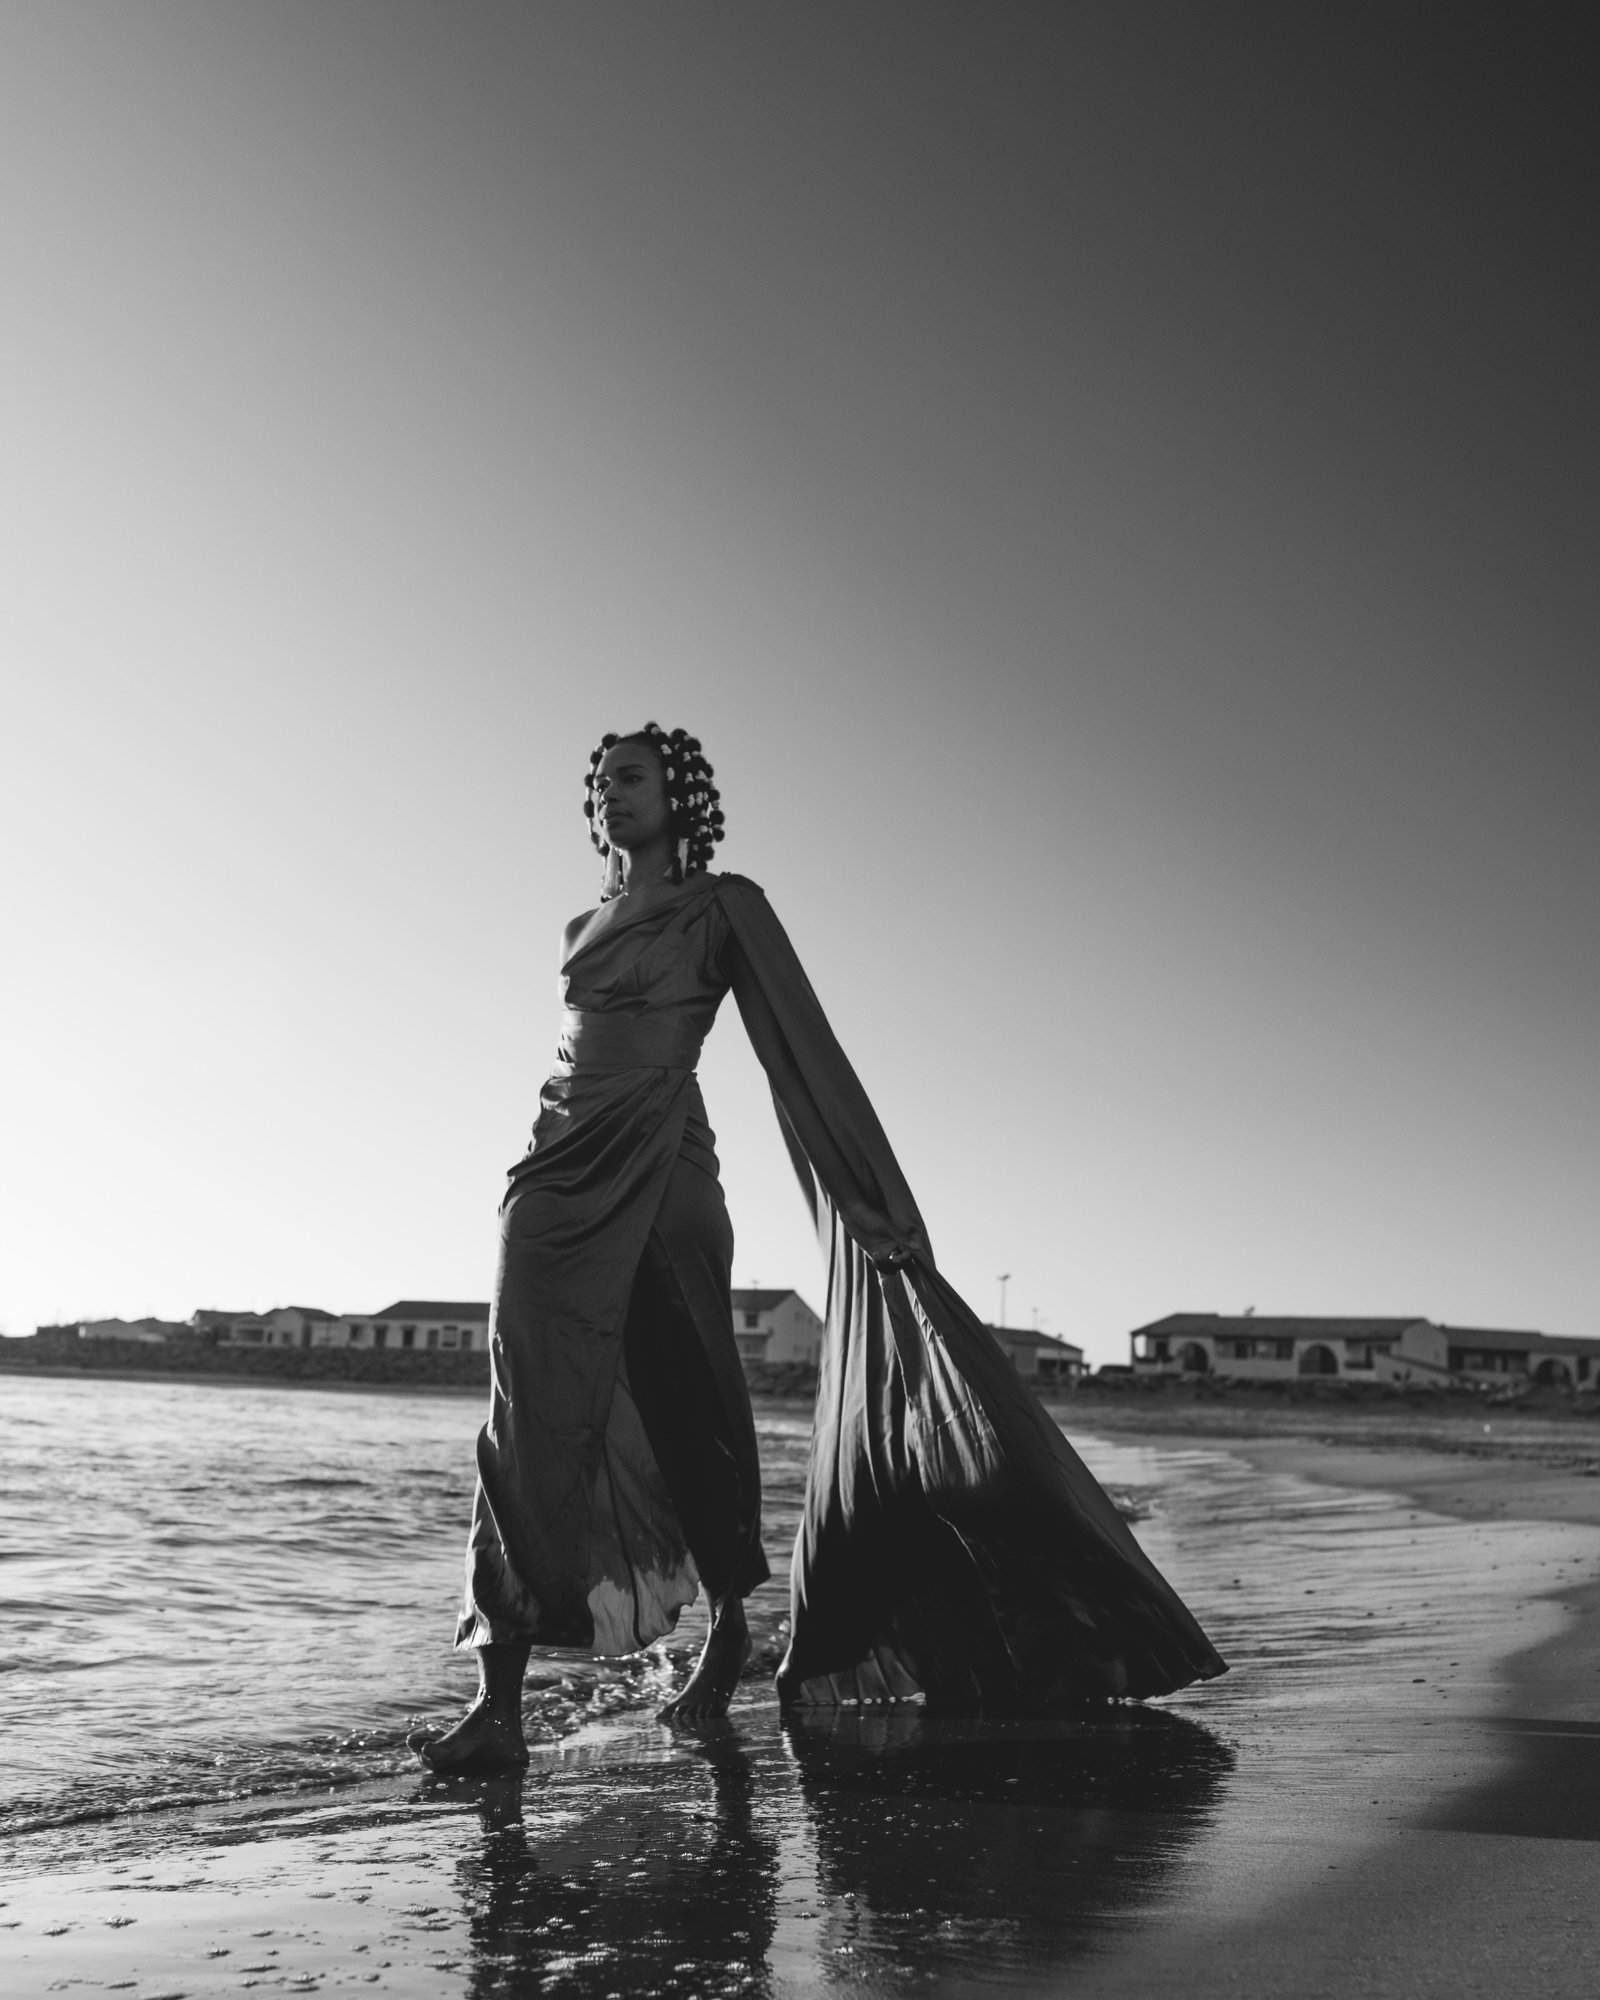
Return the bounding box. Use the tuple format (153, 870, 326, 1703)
(419, 724, 1224, 1772)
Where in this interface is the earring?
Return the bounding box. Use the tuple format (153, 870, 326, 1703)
(600, 845, 624, 901)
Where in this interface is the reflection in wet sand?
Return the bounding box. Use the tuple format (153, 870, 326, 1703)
(780, 1709, 1234, 1983)
(454, 1724, 779, 1998)
(443, 1705, 1233, 1995)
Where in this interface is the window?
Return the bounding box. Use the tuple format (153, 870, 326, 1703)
(374, 1326, 388, 1349)
(441, 1328, 459, 1350)
(1232, 1340, 1253, 1359)
(1274, 1341, 1294, 1360)
(402, 1326, 416, 1348)
(350, 1325, 365, 1343)
(743, 1312, 761, 1329)
(460, 1329, 474, 1351)
(1153, 1339, 1169, 1361)
(426, 1328, 440, 1350)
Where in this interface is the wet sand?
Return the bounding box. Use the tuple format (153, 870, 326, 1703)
(1064, 1436, 1600, 1999)
(6, 1426, 1600, 1997)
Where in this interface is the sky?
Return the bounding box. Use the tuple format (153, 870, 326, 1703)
(1, 3, 1596, 1364)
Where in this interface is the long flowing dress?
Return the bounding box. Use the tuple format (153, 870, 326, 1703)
(459, 872, 1226, 1708)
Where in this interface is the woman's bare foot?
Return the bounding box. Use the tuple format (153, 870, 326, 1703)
(411, 1638, 531, 1773)
(659, 1594, 750, 1722)
(410, 1698, 529, 1774)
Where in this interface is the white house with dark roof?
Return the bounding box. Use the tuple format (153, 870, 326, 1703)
(193, 1302, 490, 1353)
(79, 1316, 190, 1344)
(1132, 1314, 1600, 1386)
(197, 1306, 338, 1349)
(732, 1289, 824, 1367)
(988, 1325, 1085, 1381)
(1130, 1314, 1449, 1383)
(1439, 1324, 1600, 1387)
(337, 1301, 490, 1354)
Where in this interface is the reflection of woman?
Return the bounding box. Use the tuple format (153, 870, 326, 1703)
(420, 724, 1225, 1772)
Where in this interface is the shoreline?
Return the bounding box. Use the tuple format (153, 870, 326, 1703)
(1061, 1420, 1600, 1998)
(7, 1411, 1600, 1994)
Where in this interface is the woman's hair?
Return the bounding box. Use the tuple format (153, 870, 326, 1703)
(583, 722, 725, 885)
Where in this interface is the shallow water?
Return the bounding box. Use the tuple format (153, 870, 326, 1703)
(0, 1374, 815, 1837)
(6, 1373, 1600, 1995)
(3, 1369, 1588, 1842)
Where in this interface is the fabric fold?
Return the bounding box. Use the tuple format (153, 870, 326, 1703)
(718, 874, 1227, 1708)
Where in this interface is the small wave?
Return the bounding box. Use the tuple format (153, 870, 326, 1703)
(268, 1476, 374, 1489)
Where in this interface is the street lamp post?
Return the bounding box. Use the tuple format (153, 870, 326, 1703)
(997, 1273, 1011, 1328)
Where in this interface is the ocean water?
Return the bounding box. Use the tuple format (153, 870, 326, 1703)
(9, 1373, 1600, 1997)
(2, 1371, 1593, 1856)
(0, 1375, 824, 1840)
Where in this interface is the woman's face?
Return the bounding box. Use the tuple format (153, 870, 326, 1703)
(593, 740, 671, 852)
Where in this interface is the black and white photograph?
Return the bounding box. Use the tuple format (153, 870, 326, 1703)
(2, 5, 1597, 1995)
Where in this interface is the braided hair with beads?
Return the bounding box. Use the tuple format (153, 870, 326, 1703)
(582, 723, 725, 898)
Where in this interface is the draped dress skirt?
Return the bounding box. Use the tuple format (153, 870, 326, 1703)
(458, 873, 1227, 1709)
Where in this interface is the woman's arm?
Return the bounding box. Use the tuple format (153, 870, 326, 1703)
(718, 876, 931, 1270)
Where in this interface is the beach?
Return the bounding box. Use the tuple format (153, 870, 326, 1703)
(4, 1378, 1600, 1996)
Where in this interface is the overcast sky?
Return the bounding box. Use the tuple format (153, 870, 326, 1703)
(2, 4, 1595, 1362)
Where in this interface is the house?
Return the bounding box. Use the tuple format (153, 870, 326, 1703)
(732, 1289, 824, 1367)
(340, 1301, 490, 1354)
(1130, 1315, 1449, 1384)
(78, 1317, 190, 1344)
(1441, 1325, 1600, 1387)
(1131, 1314, 1600, 1386)
(195, 1306, 338, 1349)
(988, 1325, 1085, 1381)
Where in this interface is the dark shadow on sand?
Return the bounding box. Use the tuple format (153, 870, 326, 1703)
(781, 1706, 1236, 1981)
(1420, 1718, 1600, 1842)
(443, 1704, 1234, 1995)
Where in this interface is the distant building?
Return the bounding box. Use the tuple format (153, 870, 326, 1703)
(1131, 1314, 1600, 1386)
(189, 1302, 488, 1354)
(195, 1306, 337, 1350)
(988, 1325, 1085, 1382)
(1440, 1325, 1600, 1387)
(1131, 1315, 1445, 1383)
(732, 1290, 824, 1367)
(78, 1317, 190, 1345)
(340, 1301, 490, 1354)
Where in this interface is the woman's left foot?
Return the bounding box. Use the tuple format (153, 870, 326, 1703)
(659, 1597, 750, 1721)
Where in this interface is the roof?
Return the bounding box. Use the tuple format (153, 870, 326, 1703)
(281, 1305, 337, 1322)
(1133, 1314, 1429, 1342)
(731, 1289, 807, 1312)
(988, 1325, 1084, 1356)
(368, 1301, 491, 1321)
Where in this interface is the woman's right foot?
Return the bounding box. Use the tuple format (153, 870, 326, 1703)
(410, 1700, 529, 1774)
